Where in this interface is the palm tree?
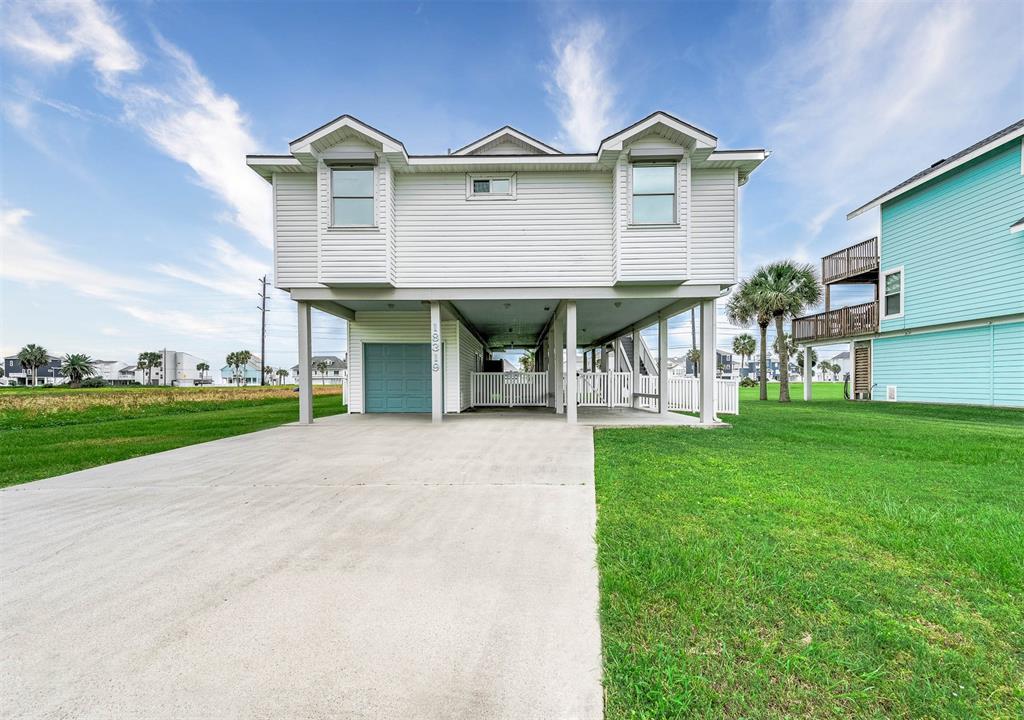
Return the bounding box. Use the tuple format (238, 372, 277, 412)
(727, 285, 772, 401)
(314, 360, 329, 385)
(732, 334, 755, 377)
(227, 351, 253, 385)
(795, 347, 818, 374)
(685, 348, 701, 377)
(263, 365, 274, 385)
(746, 261, 822, 402)
(276, 368, 289, 384)
(196, 362, 209, 382)
(17, 344, 49, 386)
(137, 351, 162, 385)
(519, 350, 536, 372)
(59, 353, 97, 386)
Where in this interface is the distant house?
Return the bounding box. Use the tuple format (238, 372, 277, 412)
(137, 350, 211, 386)
(3, 354, 65, 385)
(221, 355, 263, 385)
(291, 355, 347, 385)
(672, 350, 734, 378)
(794, 119, 1023, 406)
(92, 360, 132, 385)
(824, 351, 851, 380)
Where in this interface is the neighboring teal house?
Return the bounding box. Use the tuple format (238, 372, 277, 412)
(219, 355, 263, 385)
(794, 119, 1023, 407)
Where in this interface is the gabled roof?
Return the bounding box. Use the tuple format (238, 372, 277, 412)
(248, 110, 768, 181)
(452, 126, 562, 156)
(597, 110, 717, 151)
(848, 118, 1024, 219)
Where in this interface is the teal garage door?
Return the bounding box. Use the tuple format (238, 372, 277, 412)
(364, 343, 431, 413)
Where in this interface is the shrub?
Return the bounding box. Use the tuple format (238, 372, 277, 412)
(739, 377, 757, 388)
(80, 377, 109, 388)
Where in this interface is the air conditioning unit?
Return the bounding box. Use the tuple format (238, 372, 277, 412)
(886, 385, 898, 402)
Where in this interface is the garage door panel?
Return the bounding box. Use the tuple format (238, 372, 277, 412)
(365, 343, 431, 413)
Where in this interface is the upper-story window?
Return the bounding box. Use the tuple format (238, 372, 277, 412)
(883, 268, 903, 318)
(331, 168, 375, 227)
(632, 164, 676, 224)
(467, 174, 515, 200)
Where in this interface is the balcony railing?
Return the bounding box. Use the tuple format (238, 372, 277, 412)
(792, 302, 878, 342)
(822, 237, 879, 284)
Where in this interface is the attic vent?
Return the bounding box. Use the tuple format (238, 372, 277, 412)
(886, 385, 898, 402)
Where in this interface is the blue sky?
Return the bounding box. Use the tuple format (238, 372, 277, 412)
(1, 0, 1022, 371)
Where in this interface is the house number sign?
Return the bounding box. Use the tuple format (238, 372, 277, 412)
(431, 323, 441, 372)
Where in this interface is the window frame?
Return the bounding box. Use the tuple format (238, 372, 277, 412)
(630, 162, 678, 226)
(329, 165, 376, 228)
(466, 173, 517, 201)
(881, 266, 904, 319)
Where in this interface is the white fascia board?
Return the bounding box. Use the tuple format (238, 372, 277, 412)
(847, 125, 1024, 220)
(402, 154, 600, 170)
(289, 284, 728, 302)
(705, 150, 767, 163)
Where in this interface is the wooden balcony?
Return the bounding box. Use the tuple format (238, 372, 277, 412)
(822, 237, 879, 284)
(792, 302, 878, 342)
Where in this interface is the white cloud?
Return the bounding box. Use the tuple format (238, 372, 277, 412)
(1, 0, 142, 81)
(152, 236, 268, 299)
(749, 0, 1022, 241)
(0, 207, 231, 338)
(0, 207, 155, 302)
(1, 1, 271, 247)
(547, 19, 617, 151)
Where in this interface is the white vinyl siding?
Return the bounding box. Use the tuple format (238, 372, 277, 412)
(458, 323, 484, 410)
(347, 311, 460, 413)
(272, 172, 320, 288)
(614, 141, 688, 284)
(318, 139, 393, 285)
(393, 171, 613, 287)
(689, 168, 738, 282)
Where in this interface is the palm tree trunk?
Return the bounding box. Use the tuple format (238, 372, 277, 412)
(776, 315, 790, 402)
(758, 324, 768, 401)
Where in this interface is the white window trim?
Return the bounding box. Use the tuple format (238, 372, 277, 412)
(466, 173, 517, 201)
(629, 161, 679, 226)
(329, 165, 377, 229)
(881, 266, 905, 319)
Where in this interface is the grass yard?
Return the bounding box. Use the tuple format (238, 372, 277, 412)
(0, 385, 346, 487)
(595, 383, 1023, 719)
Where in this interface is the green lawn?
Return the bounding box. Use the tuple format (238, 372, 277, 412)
(595, 383, 1023, 719)
(0, 387, 345, 488)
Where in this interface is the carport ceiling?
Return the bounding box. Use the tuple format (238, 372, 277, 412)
(452, 297, 698, 349)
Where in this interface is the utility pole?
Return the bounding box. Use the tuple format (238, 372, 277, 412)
(258, 275, 268, 386)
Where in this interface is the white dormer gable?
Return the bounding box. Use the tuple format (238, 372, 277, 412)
(452, 126, 561, 156)
(289, 115, 406, 158)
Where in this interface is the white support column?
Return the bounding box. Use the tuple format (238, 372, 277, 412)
(430, 301, 443, 424)
(658, 314, 669, 415)
(699, 299, 718, 424)
(553, 307, 564, 414)
(565, 301, 577, 424)
(803, 345, 814, 401)
(296, 301, 313, 425)
(631, 327, 641, 409)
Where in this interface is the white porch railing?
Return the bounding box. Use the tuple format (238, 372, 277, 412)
(469, 371, 738, 414)
(471, 372, 549, 406)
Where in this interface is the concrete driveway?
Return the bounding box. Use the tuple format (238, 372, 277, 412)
(1, 414, 602, 719)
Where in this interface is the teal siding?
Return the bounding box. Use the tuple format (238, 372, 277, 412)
(872, 322, 1023, 407)
(879, 141, 1024, 332)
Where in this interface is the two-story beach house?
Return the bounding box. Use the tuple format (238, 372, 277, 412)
(247, 112, 765, 423)
(793, 120, 1024, 407)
